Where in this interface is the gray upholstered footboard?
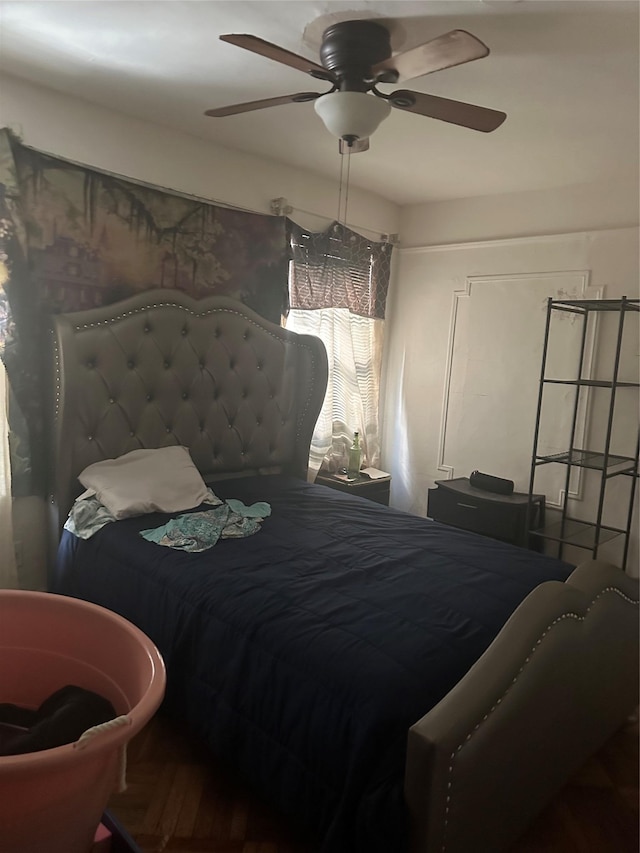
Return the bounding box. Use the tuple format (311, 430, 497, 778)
(405, 559, 639, 853)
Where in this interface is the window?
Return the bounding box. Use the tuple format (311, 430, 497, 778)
(286, 220, 392, 477)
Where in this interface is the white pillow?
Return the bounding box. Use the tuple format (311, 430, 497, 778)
(78, 447, 210, 520)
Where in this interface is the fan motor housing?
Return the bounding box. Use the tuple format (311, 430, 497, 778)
(319, 20, 391, 91)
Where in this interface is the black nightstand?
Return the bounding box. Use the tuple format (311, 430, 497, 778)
(427, 477, 545, 549)
(316, 472, 391, 506)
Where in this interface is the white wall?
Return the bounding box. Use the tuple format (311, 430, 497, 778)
(382, 213, 639, 575)
(399, 181, 639, 248)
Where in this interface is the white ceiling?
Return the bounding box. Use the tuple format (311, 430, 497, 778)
(0, 0, 638, 206)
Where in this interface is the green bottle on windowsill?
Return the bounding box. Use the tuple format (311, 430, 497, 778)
(347, 431, 362, 479)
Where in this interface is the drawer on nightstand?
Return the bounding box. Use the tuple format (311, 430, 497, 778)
(428, 487, 520, 542)
(428, 478, 545, 548)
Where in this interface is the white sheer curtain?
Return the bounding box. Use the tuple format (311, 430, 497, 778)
(286, 307, 385, 478)
(0, 358, 17, 587)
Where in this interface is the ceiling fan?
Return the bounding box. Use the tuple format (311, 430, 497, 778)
(204, 19, 507, 153)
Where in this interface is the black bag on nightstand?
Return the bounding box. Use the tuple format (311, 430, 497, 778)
(469, 470, 514, 495)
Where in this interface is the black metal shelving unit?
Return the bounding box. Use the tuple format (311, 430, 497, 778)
(526, 296, 639, 571)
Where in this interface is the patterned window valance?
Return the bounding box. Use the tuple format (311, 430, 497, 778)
(287, 220, 392, 320)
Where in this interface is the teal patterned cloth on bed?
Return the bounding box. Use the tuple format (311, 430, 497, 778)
(139, 500, 271, 552)
(65, 488, 270, 552)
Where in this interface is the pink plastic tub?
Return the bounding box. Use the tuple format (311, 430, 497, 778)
(0, 590, 165, 853)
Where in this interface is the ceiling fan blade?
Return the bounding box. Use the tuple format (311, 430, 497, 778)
(339, 138, 370, 155)
(220, 34, 332, 80)
(205, 92, 320, 117)
(389, 89, 506, 132)
(373, 29, 489, 83)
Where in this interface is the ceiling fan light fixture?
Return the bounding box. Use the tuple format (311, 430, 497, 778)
(313, 91, 391, 141)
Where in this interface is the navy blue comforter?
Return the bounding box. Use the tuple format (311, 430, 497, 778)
(54, 475, 571, 852)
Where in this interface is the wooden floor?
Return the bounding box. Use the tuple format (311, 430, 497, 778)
(108, 713, 639, 853)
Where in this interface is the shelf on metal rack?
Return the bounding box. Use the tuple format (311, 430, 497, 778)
(530, 518, 625, 550)
(542, 378, 639, 388)
(535, 449, 637, 474)
(550, 297, 639, 313)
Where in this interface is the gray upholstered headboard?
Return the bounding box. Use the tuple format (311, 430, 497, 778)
(48, 289, 328, 534)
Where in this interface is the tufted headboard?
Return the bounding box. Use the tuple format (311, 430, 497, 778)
(48, 289, 328, 534)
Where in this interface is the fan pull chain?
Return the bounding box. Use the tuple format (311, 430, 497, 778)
(336, 149, 346, 225)
(336, 144, 353, 228)
(343, 147, 352, 229)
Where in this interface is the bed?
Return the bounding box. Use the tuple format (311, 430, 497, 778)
(48, 289, 639, 853)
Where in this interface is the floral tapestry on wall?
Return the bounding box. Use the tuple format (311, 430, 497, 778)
(0, 128, 289, 494)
